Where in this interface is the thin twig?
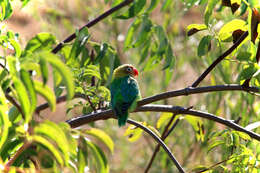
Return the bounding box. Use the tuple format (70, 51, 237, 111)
(144, 114, 178, 173)
(5, 141, 32, 167)
(191, 31, 249, 87)
(66, 105, 260, 141)
(5, 93, 25, 119)
(51, 0, 134, 54)
(193, 157, 231, 173)
(127, 119, 185, 173)
(86, 95, 96, 112)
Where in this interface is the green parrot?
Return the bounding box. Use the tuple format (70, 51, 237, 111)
(110, 64, 141, 127)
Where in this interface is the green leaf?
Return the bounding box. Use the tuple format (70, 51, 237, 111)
(85, 139, 109, 173)
(197, 35, 212, 57)
(124, 17, 142, 50)
(116, 0, 146, 19)
(9, 39, 21, 58)
(31, 135, 64, 166)
(154, 25, 168, 55)
(39, 57, 49, 85)
(163, 44, 175, 70)
(69, 28, 90, 65)
(20, 69, 37, 114)
(146, 0, 159, 13)
(218, 19, 247, 41)
(85, 128, 114, 153)
(34, 121, 70, 165)
(23, 33, 56, 54)
(161, 0, 172, 11)
(239, 64, 258, 81)
(34, 80, 56, 111)
(8, 56, 31, 122)
(208, 140, 225, 153)
(237, 51, 252, 61)
(40, 52, 74, 99)
(186, 23, 207, 36)
(94, 43, 108, 64)
(235, 131, 251, 140)
(204, 0, 219, 25)
(133, 15, 152, 48)
(0, 87, 9, 149)
(185, 115, 204, 141)
(0, 0, 13, 21)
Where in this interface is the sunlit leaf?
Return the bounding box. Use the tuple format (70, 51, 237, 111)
(186, 23, 207, 36)
(218, 19, 247, 41)
(85, 139, 109, 173)
(0, 87, 9, 149)
(157, 112, 172, 128)
(0, 0, 13, 21)
(185, 115, 204, 141)
(39, 57, 49, 85)
(40, 52, 74, 99)
(94, 43, 108, 64)
(23, 33, 56, 54)
(85, 128, 114, 153)
(124, 124, 143, 142)
(7, 57, 31, 122)
(34, 80, 56, 111)
(20, 69, 37, 114)
(31, 135, 64, 166)
(34, 121, 70, 164)
(116, 0, 146, 19)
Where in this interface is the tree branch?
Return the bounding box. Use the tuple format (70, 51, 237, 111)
(5, 141, 31, 167)
(66, 105, 260, 141)
(5, 93, 25, 119)
(127, 119, 185, 173)
(138, 84, 259, 106)
(191, 31, 249, 87)
(51, 0, 134, 54)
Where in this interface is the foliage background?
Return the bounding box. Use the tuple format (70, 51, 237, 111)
(0, 0, 260, 172)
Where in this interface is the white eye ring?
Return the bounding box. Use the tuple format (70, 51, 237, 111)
(126, 67, 132, 72)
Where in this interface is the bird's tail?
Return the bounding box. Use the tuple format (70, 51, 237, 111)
(115, 103, 130, 127)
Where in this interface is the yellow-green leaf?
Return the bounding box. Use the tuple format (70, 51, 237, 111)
(219, 19, 247, 41)
(85, 128, 114, 153)
(30, 135, 64, 166)
(40, 52, 74, 99)
(0, 87, 9, 149)
(34, 80, 56, 111)
(124, 124, 144, 142)
(34, 121, 70, 164)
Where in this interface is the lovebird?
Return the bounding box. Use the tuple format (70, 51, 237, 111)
(110, 64, 141, 127)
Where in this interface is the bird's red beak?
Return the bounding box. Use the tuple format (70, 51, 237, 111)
(133, 68, 138, 77)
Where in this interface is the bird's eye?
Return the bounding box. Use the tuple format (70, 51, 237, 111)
(126, 67, 132, 72)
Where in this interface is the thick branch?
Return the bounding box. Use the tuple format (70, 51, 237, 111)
(138, 84, 259, 106)
(191, 31, 249, 87)
(52, 0, 134, 54)
(66, 105, 260, 141)
(127, 119, 185, 173)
